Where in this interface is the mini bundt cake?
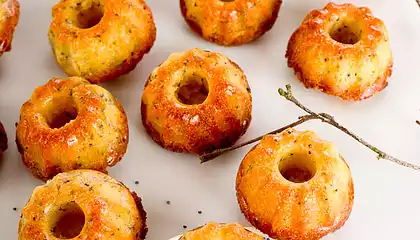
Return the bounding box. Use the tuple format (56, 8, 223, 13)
(180, 0, 282, 46)
(286, 2, 393, 101)
(19, 170, 147, 240)
(0, 121, 7, 154)
(49, 0, 156, 83)
(179, 222, 263, 239)
(141, 48, 252, 154)
(0, 0, 19, 56)
(236, 128, 354, 240)
(16, 77, 128, 181)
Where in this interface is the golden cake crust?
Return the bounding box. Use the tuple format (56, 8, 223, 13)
(141, 48, 252, 154)
(236, 128, 354, 240)
(180, 0, 282, 46)
(16, 77, 128, 181)
(179, 222, 263, 239)
(286, 2, 393, 101)
(18, 170, 147, 240)
(0, 0, 19, 55)
(49, 0, 156, 83)
(0, 121, 7, 154)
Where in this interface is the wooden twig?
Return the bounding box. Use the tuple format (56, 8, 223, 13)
(416, 120, 420, 125)
(200, 84, 420, 172)
(277, 85, 420, 171)
(200, 114, 318, 163)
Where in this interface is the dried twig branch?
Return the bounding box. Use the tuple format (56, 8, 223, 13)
(278, 85, 420, 171)
(200, 84, 420, 172)
(416, 120, 420, 125)
(200, 114, 318, 163)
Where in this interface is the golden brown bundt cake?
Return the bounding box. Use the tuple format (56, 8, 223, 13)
(49, 0, 156, 83)
(0, 0, 19, 56)
(179, 222, 263, 239)
(16, 77, 128, 181)
(141, 48, 252, 154)
(286, 2, 393, 101)
(236, 128, 354, 240)
(0, 121, 7, 154)
(19, 170, 147, 240)
(180, 0, 282, 46)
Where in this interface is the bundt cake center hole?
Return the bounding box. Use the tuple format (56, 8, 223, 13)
(50, 202, 85, 239)
(279, 153, 317, 183)
(329, 20, 361, 45)
(76, 4, 104, 29)
(176, 74, 209, 105)
(47, 104, 78, 129)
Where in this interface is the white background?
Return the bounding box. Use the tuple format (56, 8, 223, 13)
(1, 0, 420, 239)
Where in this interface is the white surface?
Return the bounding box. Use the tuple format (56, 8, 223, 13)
(0, 0, 419, 239)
